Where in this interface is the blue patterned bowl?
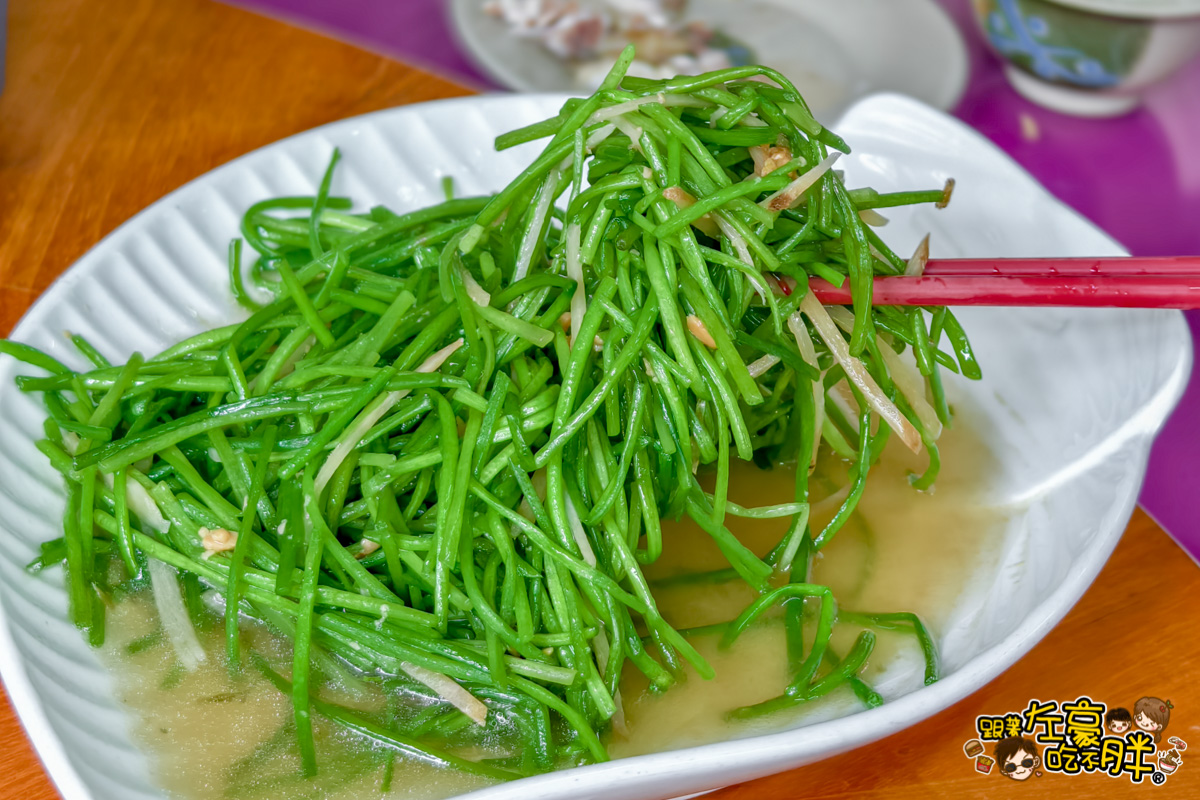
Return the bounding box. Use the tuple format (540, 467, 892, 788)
(972, 0, 1200, 115)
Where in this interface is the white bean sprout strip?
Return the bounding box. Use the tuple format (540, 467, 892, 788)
(868, 242, 894, 269)
(125, 477, 171, 533)
(759, 153, 840, 212)
(610, 115, 645, 154)
(315, 339, 464, 495)
(785, 313, 825, 469)
(828, 379, 862, 431)
(905, 233, 931, 277)
(799, 294, 922, 453)
(582, 122, 616, 152)
(551, 123, 618, 173)
(512, 122, 616, 283)
(513, 166, 564, 281)
(747, 353, 780, 378)
(586, 93, 708, 125)
(249, 334, 313, 393)
(858, 208, 889, 227)
(63, 431, 171, 533)
(459, 266, 491, 306)
(69, 435, 190, 672)
(565, 223, 586, 348)
(148, 559, 207, 670)
(565, 494, 597, 567)
(714, 214, 755, 274)
(591, 625, 627, 732)
(827, 306, 941, 440)
(401, 661, 488, 725)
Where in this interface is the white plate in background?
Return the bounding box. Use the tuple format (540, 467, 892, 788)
(0, 92, 1190, 800)
(448, 0, 970, 120)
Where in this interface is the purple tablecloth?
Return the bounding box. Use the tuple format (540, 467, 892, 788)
(230, 0, 1200, 556)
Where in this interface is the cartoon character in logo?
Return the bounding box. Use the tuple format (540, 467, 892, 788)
(1133, 697, 1173, 744)
(994, 736, 1041, 781)
(1105, 706, 1133, 736)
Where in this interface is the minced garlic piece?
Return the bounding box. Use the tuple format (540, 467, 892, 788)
(749, 139, 796, 177)
(199, 527, 237, 559)
(662, 186, 720, 238)
(686, 315, 717, 349)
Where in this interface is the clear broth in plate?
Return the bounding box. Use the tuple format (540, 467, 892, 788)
(614, 414, 1003, 756)
(101, 413, 1002, 798)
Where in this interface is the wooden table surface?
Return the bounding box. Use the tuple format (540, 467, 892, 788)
(1, 0, 1196, 797)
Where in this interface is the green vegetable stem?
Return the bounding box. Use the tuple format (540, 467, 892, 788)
(0, 45, 976, 781)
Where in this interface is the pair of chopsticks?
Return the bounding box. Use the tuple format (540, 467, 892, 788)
(808, 257, 1200, 309)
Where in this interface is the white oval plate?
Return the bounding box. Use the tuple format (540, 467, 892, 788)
(0, 93, 1190, 800)
(448, 0, 969, 120)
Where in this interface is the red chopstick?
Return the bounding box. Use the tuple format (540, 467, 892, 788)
(807, 257, 1200, 309)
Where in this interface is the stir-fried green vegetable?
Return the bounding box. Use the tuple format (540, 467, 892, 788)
(2, 48, 979, 781)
